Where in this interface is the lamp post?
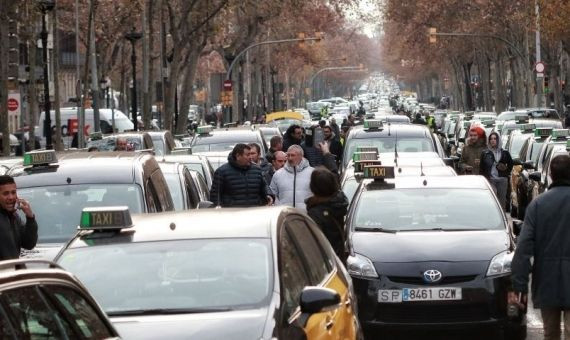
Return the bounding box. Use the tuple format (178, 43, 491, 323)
(125, 28, 142, 131)
(38, 0, 55, 149)
(99, 77, 109, 108)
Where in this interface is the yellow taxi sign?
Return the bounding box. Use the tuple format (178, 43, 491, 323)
(356, 146, 379, 154)
(352, 151, 378, 162)
(80, 206, 133, 230)
(196, 125, 213, 135)
(363, 165, 395, 180)
(23, 150, 57, 167)
(354, 160, 382, 173)
(515, 115, 529, 123)
(265, 111, 304, 122)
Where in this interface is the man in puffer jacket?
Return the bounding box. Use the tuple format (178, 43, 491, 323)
(210, 144, 273, 207)
(270, 145, 314, 211)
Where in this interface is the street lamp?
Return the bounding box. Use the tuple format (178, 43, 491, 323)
(38, 0, 55, 149)
(99, 77, 110, 108)
(125, 28, 142, 131)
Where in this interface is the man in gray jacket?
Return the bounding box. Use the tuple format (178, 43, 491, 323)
(511, 154, 570, 340)
(270, 145, 314, 211)
(0, 175, 38, 261)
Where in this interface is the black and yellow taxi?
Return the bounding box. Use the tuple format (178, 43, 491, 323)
(345, 165, 525, 339)
(54, 206, 362, 340)
(7, 150, 174, 259)
(0, 259, 119, 338)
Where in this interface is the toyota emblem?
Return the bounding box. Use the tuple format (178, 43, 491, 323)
(423, 270, 442, 283)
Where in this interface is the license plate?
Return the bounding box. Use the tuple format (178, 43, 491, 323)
(378, 288, 462, 303)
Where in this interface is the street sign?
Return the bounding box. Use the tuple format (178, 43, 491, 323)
(7, 93, 20, 115)
(223, 80, 232, 91)
(7, 98, 18, 111)
(535, 62, 545, 73)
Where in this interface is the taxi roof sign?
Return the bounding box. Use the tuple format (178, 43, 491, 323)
(23, 150, 57, 167)
(515, 115, 529, 123)
(551, 129, 570, 139)
(352, 151, 378, 162)
(80, 206, 133, 230)
(363, 119, 384, 130)
(196, 126, 213, 135)
(363, 165, 395, 180)
(356, 146, 379, 153)
(354, 160, 382, 173)
(534, 127, 553, 137)
(519, 123, 536, 132)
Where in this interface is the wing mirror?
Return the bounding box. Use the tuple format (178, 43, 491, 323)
(197, 201, 214, 209)
(513, 158, 522, 166)
(300, 287, 341, 315)
(523, 161, 535, 170)
(528, 171, 541, 182)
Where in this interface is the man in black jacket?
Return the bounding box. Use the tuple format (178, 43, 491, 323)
(0, 175, 38, 261)
(323, 126, 343, 165)
(511, 155, 570, 340)
(210, 144, 273, 207)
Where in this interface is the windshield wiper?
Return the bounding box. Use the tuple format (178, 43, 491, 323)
(107, 307, 232, 317)
(354, 227, 397, 233)
(399, 228, 488, 232)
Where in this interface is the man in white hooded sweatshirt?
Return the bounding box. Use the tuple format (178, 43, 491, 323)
(270, 145, 314, 211)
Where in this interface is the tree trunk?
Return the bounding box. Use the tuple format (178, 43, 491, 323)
(142, 0, 151, 130)
(176, 49, 200, 134)
(52, 5, 63, 150)
(493, 57, 507, 113)
(463, 63, 474, 111)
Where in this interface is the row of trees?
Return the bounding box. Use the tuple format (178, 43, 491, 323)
(0, 0, 379, 155)
(379, 0, 570, 114)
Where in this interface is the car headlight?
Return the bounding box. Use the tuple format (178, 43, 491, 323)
(486, 251, 513, 276)
(347, 253, 378, 278)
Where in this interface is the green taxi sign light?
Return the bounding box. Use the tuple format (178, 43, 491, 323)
(519, 123, 536, 132)
(79, 206, 133, 230)
(363, 165, 396, 180)
(551, 129, 570, 139)
(356, 146, 379, 153)
(354, 160, 382, 173)
(534, 127, 553, 137)
(196, 126, 213, 135)
(352, 151, 378, 162)
(363, 119, 383, 130)
(515, 115, 529, 123)
(23, 150, 57, 167)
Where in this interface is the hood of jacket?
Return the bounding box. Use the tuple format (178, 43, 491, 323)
(284, 158, 311, 173)
(227, 154, 250, 170)
(306, 191, 348, 213)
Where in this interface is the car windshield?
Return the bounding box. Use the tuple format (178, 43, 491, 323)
(344, 137, 434, 167)
(354, 188, 503, 231)
(510, 134, 531, 158)
(183, 163, 205, 178)
(58, 238, 273, 314)
(163, 173, 184, 211)
(88, 136, 144, 151)
(152, 138, 166, 156)
(342, 177, 359, 203)
(530, 141, 545, 163)
(17, 184, 143, 243)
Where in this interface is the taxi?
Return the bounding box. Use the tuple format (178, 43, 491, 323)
(55, 206, 363, 340)
(7, 150, 174, 259)
(190, 126, 268, 169)
(341, 120, 446, 171)
(499, 117, 562, 148)
(158, 161, 211, 210)
(0, 259, 119, 338)
(527, 129, 570, 204)
(147, 130, 177, 156)
(160, 154, 215, 189)
(345, 165, 525, 338)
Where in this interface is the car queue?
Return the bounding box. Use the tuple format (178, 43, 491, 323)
(1, 87, 570, 339)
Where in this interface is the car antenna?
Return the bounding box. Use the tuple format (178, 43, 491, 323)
(420, 162, 425, 176)
(394, 130, 399, 166)
(388, 122, 391, 136)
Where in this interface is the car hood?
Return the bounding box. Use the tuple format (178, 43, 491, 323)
(352, 229, 510, 263)
(21, 243, 63, 261)
(112, 308, 269, 340)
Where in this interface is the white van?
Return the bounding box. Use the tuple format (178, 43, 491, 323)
(37, 108, 134, 148)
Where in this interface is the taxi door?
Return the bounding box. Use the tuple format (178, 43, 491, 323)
(284, 218, 356, 340)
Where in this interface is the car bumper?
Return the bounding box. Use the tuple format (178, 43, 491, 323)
(352, 273, 523, 330)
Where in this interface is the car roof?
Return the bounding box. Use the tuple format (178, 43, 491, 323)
(0, 260, 82, 287)
(192, 129, 262, 144)
(66, 206, 297, 249)
(158, 161, 183, 174)
(349, 124, 431, 139)
(9, 152, 152, 186)
(361, 175, 489, 191)
(160, 154, 207, 163)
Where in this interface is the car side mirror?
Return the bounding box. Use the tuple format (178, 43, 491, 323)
(449, 140, 456, 146)
(197, 201, 214, 209)
(458, 137, 465, 143)
(300, 287, 340, 315)
(512, 219, 524, 237)
(523, 160, 535, 170)
(513, 158, 522, 166)
(529, 171, 541, 182)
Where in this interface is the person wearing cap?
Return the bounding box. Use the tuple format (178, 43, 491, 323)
(306, 167, 349, 263)
(0, 175, 38, 261)
(480, 132, 513, 210)
(458, 126, 487, 175)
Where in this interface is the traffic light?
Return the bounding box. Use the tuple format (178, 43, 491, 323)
(429, 27, 437, 43)
(298, 32, 306, 48)
(544, 76, 550, 93)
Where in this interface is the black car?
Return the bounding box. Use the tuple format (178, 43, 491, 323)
(8, 150, 174, 259)
(55, 206, 362, 340)
(345, 168, 525, 339)
(0, 259, 119, 339)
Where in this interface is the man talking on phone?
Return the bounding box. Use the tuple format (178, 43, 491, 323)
(0, 175, 38, 261)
